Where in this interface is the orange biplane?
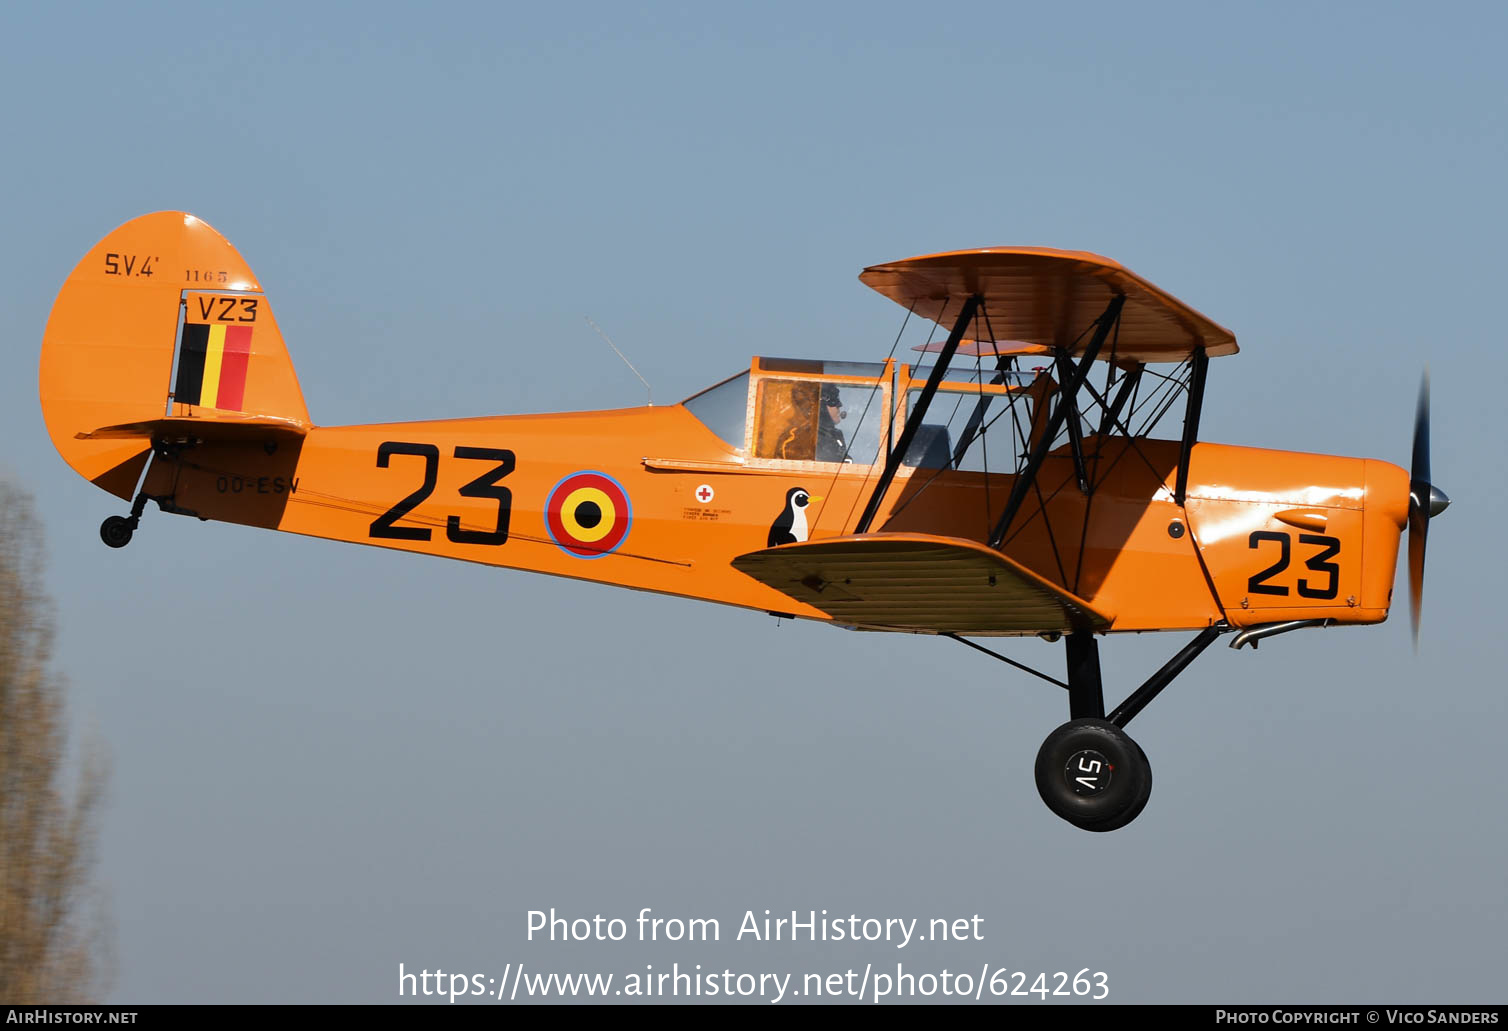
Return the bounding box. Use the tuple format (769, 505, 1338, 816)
(40, 212, 1449, 831)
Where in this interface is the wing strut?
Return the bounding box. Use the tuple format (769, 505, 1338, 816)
(1173, 345, 1208, 506)
(853, 293, 981, 534)
(1094, 363, 1143, 439)
(987, 294, 1125, 549)
(1054, 348, 1091, 494)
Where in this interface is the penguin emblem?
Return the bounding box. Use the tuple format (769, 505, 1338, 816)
(768, 487, 821, 547)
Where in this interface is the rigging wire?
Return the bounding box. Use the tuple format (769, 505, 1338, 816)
(811, 299, 916, 538)
(831, 299, 937, 534)
(943, 633, 1069, 690)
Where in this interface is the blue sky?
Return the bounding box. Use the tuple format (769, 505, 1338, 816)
(2, 0, 1504, 1003)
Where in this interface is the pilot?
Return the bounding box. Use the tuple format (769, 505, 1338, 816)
(816, 383, 849, 462)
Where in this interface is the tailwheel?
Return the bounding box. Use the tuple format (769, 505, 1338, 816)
(99, 515, 136, 549)
(1034, 718, 1152, 832)
(99, 492, 154, 549)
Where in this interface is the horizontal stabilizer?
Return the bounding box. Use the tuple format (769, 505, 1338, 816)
(731, 533, 1112, 635)
(76, 414, 309, 442)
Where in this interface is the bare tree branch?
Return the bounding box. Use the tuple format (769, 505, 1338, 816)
(0, 482, 110, 1003)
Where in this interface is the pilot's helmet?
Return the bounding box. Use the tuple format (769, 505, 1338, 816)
(820, 384, 842, 407)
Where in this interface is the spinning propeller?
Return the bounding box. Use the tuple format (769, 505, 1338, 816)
(1408, 371, 1450, 646)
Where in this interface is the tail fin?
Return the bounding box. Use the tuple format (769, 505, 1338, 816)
(40, 212, 309, 500)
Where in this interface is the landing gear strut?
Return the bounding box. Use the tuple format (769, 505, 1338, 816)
(1028, 626, 1224, 830)
(955, 625, 1225, 831)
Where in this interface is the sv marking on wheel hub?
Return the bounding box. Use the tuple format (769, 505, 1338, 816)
(1065, 749, 1113, 795)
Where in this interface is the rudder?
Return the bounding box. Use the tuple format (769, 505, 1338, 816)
(40, 212, 310, 500)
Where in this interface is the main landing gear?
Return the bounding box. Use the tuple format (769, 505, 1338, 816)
(1036, 626, 1224, 830)
(952, 624, 1226, 831)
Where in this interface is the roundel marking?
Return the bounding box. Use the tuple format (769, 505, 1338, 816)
(560, 487, 615, 543)
(545, 471, 632, 558)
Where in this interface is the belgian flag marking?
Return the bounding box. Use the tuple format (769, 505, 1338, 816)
(174, 321, 253, 410)
(545, 471, 633, 559)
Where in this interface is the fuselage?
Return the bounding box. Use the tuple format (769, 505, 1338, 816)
(138, 397, 1410, 635)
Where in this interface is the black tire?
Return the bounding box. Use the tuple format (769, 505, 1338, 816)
(1034, 718, 1151, 832)
(1078, 737, 1152, 833)
(99, 516, 134, 549)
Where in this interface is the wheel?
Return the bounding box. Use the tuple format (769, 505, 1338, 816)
(1034, 718, 1152, 832)
(99, 515, 134, 549)
(1034, 719, 1151, 831)
(1078, 737, 1152, 832)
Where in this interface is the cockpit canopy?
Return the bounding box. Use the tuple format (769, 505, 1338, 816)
(682, 356, 1052, 471)
(684, 358, 887, 464)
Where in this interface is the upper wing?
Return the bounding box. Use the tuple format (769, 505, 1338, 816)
(861, 247, 1236, 363)
(731, 533, 1112, 635)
